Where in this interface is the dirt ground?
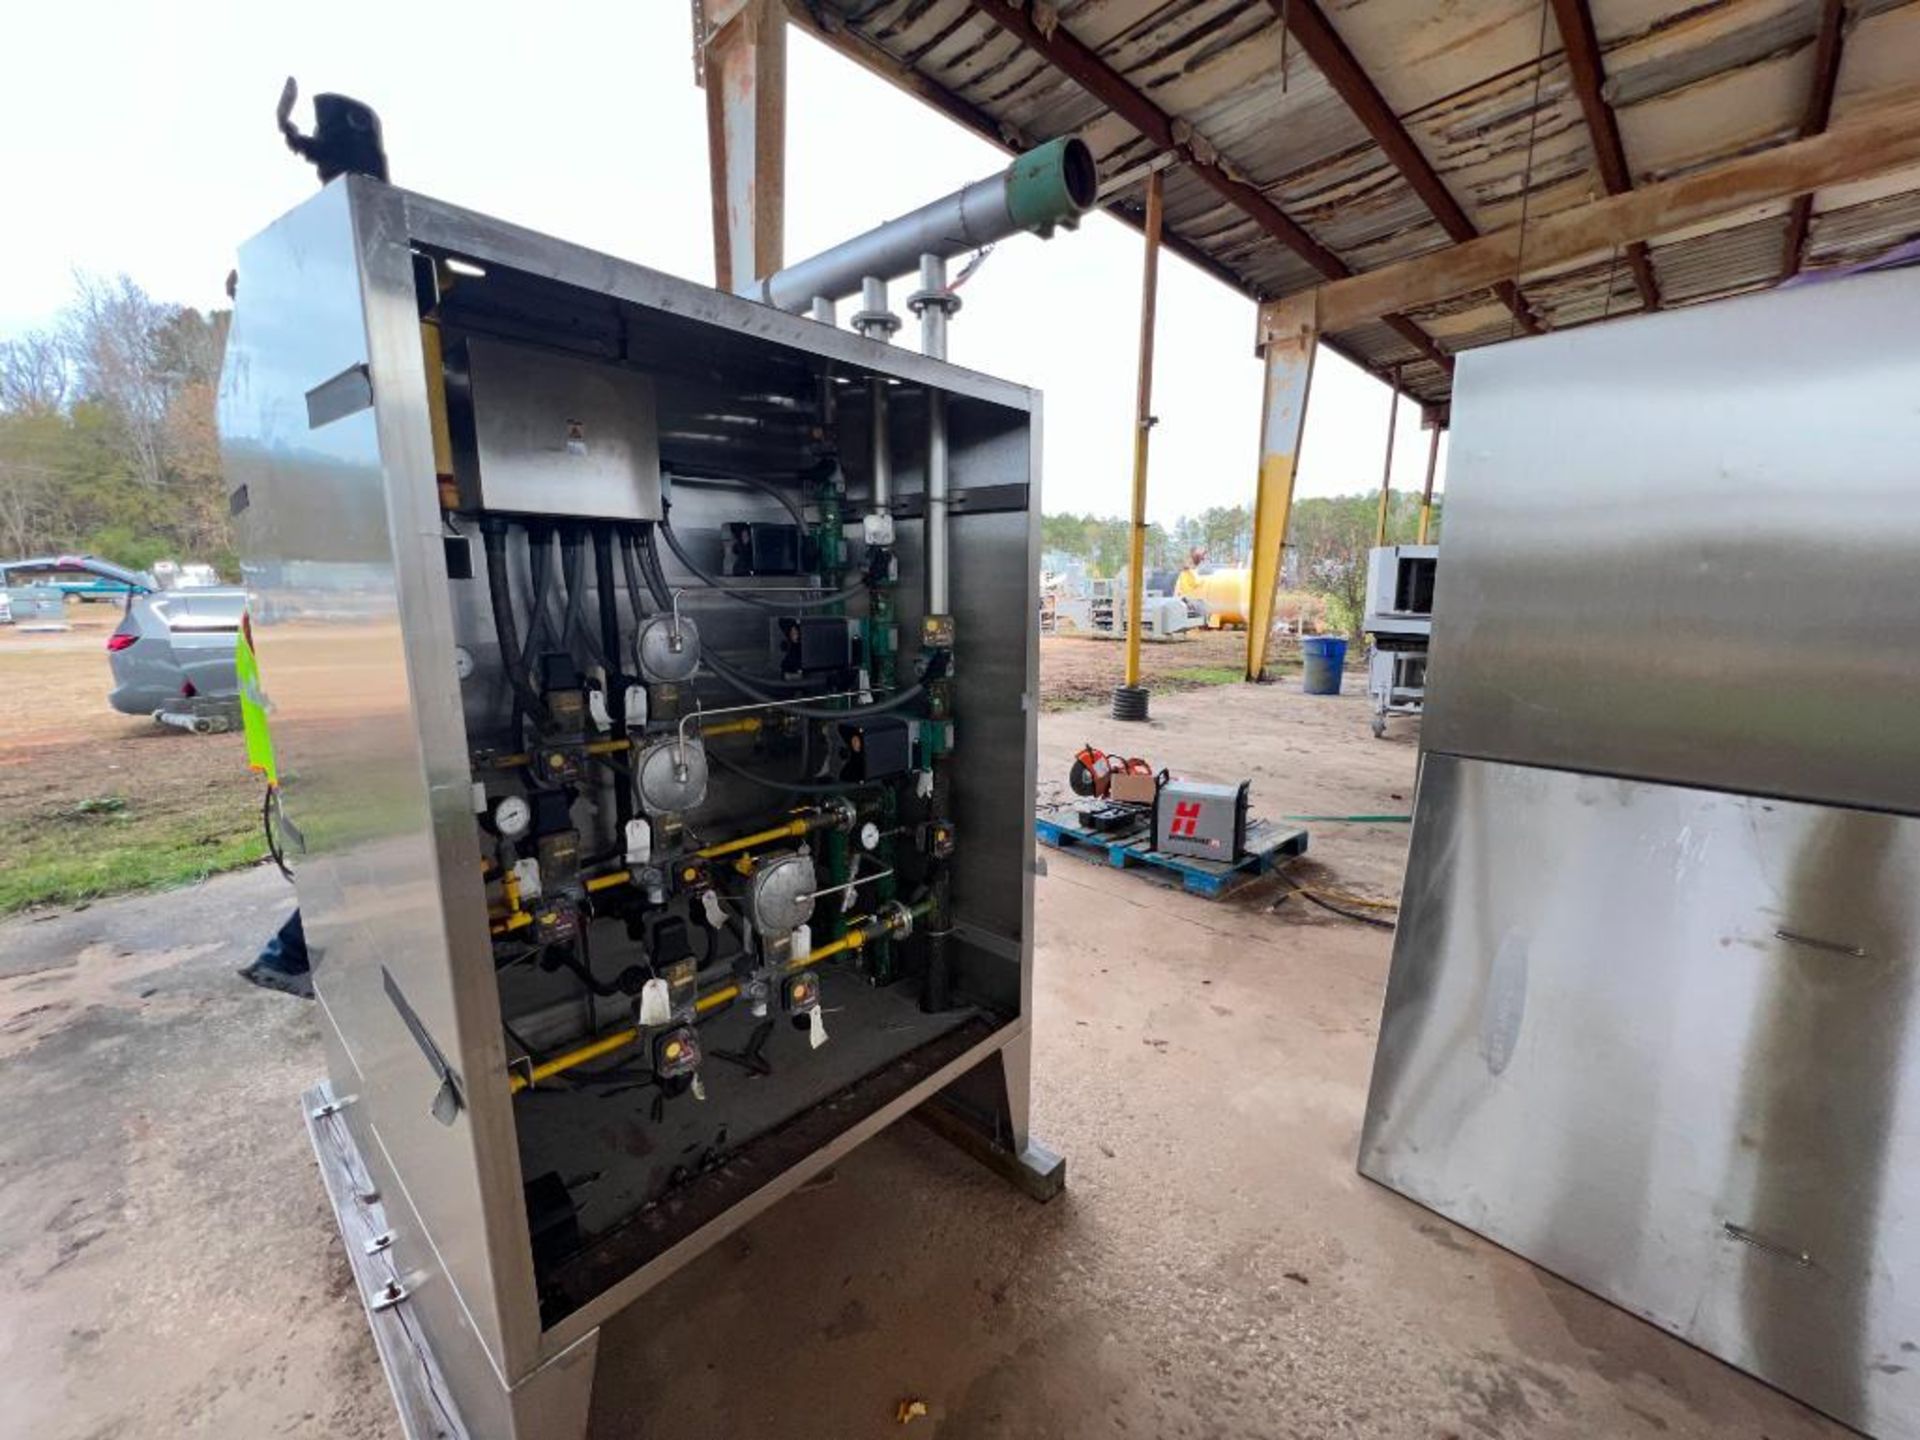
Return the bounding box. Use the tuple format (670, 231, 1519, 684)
(0, 604, 258, 913)
(0, 668, 1846, 1440)
(1038, 628, 1312, 710)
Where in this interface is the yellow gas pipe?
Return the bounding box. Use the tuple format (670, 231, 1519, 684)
(506, 901, 927, 1093)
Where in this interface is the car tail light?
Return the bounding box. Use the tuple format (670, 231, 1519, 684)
(106, 632, 137, 651)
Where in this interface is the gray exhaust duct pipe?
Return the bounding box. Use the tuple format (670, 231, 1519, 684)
(747, 137, 1098, 312)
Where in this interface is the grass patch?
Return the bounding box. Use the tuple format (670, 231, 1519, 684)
(1164, 665, 1248, 688)
(0, 788, 264, 916)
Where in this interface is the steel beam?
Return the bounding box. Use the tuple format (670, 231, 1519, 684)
(1782, 0, 1849, 278)
(1549, 0, 1661, 311)
(1266, 0, 1540, 336)
(787, 0, 1441, 394)
(1308, 80, 1920, 331)
(1246, 294, 1318, 682)
(967, 0, 1452, 377)
(699, 0, 787, 294)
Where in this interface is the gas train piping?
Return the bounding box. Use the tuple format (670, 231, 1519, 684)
(365, 137, 1093, 1124)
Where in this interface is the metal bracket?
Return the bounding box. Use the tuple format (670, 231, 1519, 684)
(369, 1278, 409, 1312)
(364, 1231, 395, 1256)
(1724, 1221, 1813, 1268)
(305, 362, 375, 429)
(382, 966, 466, 1125)
(1773, 928, 1867, 959)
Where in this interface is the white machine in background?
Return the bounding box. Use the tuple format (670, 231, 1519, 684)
(1089, 577, 1201, 639)
(1362, 543, 1437, 737)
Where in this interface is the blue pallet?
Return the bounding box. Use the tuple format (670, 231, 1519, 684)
(1034, 808, 1309, 899)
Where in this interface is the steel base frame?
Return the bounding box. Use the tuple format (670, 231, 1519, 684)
(306, 1026, 1059, 1440)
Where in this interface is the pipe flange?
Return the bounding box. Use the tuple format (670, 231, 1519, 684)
(824, 795, 859, 834)
(877, 899, 914, 941)
(906, 288, 962, 319)
(849, 309, 901, 339)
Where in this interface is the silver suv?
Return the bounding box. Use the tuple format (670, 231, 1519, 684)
(107, 586, 246, 732)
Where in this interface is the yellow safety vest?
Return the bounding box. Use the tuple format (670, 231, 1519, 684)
(235, 613, 278, 788)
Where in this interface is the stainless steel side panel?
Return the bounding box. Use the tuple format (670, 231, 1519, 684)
(1426, 268, 1920, 817)
(220, 179, 542, 1378)
(1360, 754, 1920, 1439)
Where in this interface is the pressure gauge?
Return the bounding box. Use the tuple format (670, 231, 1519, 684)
(453, 645, 475, 681)
(858, 821, 880, 852)
(493, 794, 532, 839)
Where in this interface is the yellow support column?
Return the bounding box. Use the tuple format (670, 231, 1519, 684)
(1245, 294, 1319, 681)
(1115, 170, 1164, 721)
(1374, 368, 1401, 547)
(1416, 411, 1444, 543)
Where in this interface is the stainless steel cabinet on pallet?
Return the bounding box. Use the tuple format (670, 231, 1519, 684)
(219, 175, 1058, 1440)
(1360, 267, 1920, 1440)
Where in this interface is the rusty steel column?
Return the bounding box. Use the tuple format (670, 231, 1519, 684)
(1374, 369, 1401, 547)
(1417, 414, 1443, 544)
(1246, 293, 1319, 682)
(698, 0, 787, 294)
(1116, 169, 1164, 720)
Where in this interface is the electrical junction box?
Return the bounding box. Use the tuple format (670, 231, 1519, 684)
(1154, 779, 1249, 861)
(451, 336, 662, 522)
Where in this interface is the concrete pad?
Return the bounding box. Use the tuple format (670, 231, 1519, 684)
(0, 683, 1849, 1439)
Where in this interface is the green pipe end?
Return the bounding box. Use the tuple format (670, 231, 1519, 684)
(1006, 136, 1098, 236)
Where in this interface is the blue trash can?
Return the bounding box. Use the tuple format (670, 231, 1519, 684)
(1300, 635, 1348, 695)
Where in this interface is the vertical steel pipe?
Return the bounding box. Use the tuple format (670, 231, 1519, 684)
(1122, 170, 1164, 694)
(920, 253, 952, 616)
(868, 377, 891, 509)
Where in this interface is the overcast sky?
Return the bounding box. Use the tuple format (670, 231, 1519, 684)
(0, 0, 1446, 523)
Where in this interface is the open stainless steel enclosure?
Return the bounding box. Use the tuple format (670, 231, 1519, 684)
(220, 176, 1053, 1439)
(1360, 268, 1920, 1440)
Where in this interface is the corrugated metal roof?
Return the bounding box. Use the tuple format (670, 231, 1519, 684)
(802, 0, 1920, 408)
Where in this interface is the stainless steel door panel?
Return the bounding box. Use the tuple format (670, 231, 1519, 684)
(221, 180, 535, 1373)
(1361, 754, 1920, 1438)
(1426, 267, 1920, 817)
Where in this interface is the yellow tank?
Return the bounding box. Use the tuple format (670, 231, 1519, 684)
(1176, 566, 1251, 628)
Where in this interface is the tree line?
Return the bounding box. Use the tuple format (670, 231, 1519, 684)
(1042, 491, 1440, 637)
(0, 276, 231, 573)
(1041, 506, 1256, 576)
(0, 276, 1439, 638)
